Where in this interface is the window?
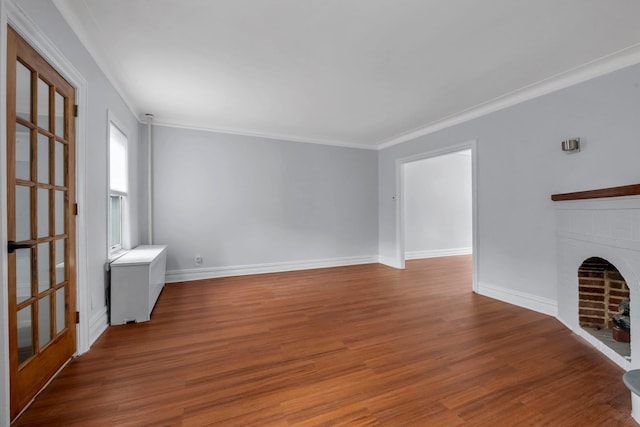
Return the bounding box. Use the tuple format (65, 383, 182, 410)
(108, 120, 128, 254)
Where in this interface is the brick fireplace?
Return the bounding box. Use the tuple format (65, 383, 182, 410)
(578, 257, 630, 334)
(578, 257, 632, 357)
(553, 184, 640, 422)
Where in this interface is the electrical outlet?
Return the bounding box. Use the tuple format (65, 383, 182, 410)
(195, 254, 203, 266)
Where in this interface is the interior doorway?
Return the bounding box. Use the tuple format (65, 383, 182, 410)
(396, 140, 477, 291)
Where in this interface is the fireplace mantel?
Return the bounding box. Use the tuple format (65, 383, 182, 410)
(551, 183, 640, 202)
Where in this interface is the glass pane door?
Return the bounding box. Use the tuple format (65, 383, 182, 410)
(7, 26, 77, 421)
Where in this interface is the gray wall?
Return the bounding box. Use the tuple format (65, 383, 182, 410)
(379, 63, 640, 304)
(149, 125, 378, 274)
(404, 150, 472, 257)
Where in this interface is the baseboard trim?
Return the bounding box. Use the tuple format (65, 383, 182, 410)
(477, 282, 558, 317)
(405, 247, 472, 260)
(165, 255, 379, 283)
(378, 255, 402, 269)
(88, 306, 109, 346)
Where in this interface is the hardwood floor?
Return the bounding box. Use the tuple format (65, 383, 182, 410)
(13, 256, 635, 426)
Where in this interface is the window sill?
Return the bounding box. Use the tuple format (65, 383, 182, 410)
(108, 249, 129, 263)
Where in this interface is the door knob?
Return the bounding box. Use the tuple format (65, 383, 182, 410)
(7, 240, 36, 254)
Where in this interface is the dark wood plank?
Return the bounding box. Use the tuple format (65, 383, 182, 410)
(13, 256, 635, 426)
(551, 183, 640, 201)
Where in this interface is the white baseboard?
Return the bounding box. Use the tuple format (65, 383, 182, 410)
(89, 306, 109, 346)
(405, 247, 472, 260)
(378, 255, 403, 269)
(477, 282, 558, 317)
(165, 255, 378, 283)
(573, 325, 630, 370)
(555, 315, 574, 332)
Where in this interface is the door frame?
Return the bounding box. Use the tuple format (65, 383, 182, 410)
(1, 0, 89, 422)
(394, 139, 478, 292)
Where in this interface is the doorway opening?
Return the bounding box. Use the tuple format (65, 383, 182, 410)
(396, 141, 477, 291)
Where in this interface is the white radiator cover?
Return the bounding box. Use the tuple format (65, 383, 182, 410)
(110, 245, 168, 325)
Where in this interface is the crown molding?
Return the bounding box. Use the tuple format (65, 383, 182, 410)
(50, 0, 640, 152)
(52, 0, 140, 123)
(377, 43, 640, 150)
(151, 119, 377, 150)
(53, 0, 376, 151)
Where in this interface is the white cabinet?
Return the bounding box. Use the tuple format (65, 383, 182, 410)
(110, 245, 168, 325)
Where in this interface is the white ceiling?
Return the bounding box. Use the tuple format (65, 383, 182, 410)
(53, 0, 640, 149)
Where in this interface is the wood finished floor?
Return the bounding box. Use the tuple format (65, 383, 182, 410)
(13, 256, 635, 426)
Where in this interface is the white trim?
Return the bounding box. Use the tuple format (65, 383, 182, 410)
(405, 247, 472, 260)
(477, 281, 558, 317)
(395, 159, 405, 270)
(89, 306, 108, 345)
(395, 140, 479, 292)
(6, 0, 90, 356)
(471, 141, 479, 292)
(152, 121, 377, 151)
(165, 255, 378, 283)
(377, 44, 640, 150)
(378, 255, 403, 269)
(632, 394, 640, 424)
(573, 324, 630, 371)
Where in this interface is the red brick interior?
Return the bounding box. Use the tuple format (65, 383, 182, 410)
(578, 257, 630, 329)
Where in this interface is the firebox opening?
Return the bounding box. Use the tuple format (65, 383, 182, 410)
(579, 257, 631, 360)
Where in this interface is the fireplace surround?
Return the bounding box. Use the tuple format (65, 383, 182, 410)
(553, 184, 640, 421)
